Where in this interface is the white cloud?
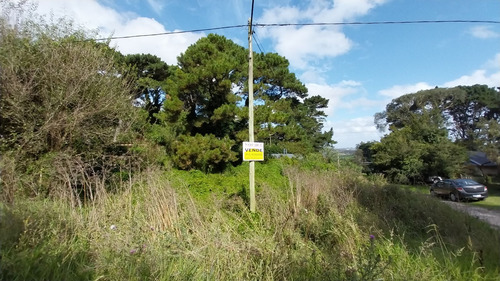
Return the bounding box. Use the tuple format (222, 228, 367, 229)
(259, 5, 303, 24)
(316, 0, 388, 22)
(486, 53, 500, 69)
(378, 53, 500, 100)
(36, 0, 125, 33)
(300, 68, 327, 84)
(305, 77, 386, 147)
(327, 116, 384, 148)
(257, 0, 387, 69)
(35, 0, 202, 65)
(378, 82, 433, 99)
(109, 17, 203, 65)
(443, 53, 500, 88)
(274, 26, 352, 68)
(468, 26, 500, 39)
(333, 117, 377, 133)
(147, 0, 165, 13)
(340, 97, 386, 110)
(442, 70, 500, 88)
(307, 80, 363, 116)
(339, 80, 362, 87)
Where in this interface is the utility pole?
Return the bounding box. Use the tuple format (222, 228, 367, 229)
(248, 16, 256, 213)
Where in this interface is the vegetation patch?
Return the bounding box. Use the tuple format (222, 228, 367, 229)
(1, 2, 499, 280)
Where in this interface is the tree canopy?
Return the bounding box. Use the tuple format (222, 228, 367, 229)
(0, 17, 133, 158)
(369, 85, 499, 183)
(375, 85, 500, 150)
(122, 53, 174, 124)
(156, 34, 334, 170)
(370, 114, 466, 183)
(0, 2, 334, 176)
(164, 34, 248, 138)
(0, 5, 138, 200)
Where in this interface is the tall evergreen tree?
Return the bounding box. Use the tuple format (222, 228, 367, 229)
(160, 34, 334, 169)
(122, 53, 174, 123)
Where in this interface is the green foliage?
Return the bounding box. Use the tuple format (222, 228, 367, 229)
(355, 141, 377, 173)
(255, 95, 335, 155)
(253, 52, 308, 101)
(171, 134, 238, 172)
(371, 113, 467, 183)
(356, 184, 500, 276)
(0, 4, 142, 200)
(0, 200, 93, 281)
(3, 3, 499, 280)
(169, 168, 244, 198)
(479, 118, 500, 161)
(300, 153, 334, 171)
(2, 163, 500, 280)
(372, 86, 495, 181)
(376, 85, 500, 151)
(169, 158, 288, 200)
(122, 53, 174, 123)
(166, 34, 247, 138)
(0, 32, 133, 156)
(160, 34, 334, 166)
(449, 85, 500, 150)
(349, 236, 391, 281)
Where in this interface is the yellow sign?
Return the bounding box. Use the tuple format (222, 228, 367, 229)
(243, 142, 264, 161)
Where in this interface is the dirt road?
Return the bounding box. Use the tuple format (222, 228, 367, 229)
(443, 201, 500, 231)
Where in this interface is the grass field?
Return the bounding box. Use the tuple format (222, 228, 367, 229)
(471, 179, 500, 210)
(401, 177, 500, 210)
(1, 161, 500, 280)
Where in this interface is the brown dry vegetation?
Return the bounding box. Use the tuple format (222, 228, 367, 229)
(2, 161, 499, 280)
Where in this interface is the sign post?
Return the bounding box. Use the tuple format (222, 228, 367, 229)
(248, 0, 256, 212)
(243, 142, 264, 161)
(243, 142, 263, 213)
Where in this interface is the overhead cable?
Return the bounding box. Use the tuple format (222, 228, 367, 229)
(92, 20, 500, 41)
(252, 32, 265, 54)
(254, 19, 500, 28)
(92, 24, 247, 41)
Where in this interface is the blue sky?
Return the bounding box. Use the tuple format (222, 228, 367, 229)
(32, 0, 500, 148)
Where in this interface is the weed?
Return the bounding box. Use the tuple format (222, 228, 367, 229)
(347, 234, 391, 281)
(1, 159, 500, 280)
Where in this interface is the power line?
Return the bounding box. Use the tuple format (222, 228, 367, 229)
(252, 31, 265, 54)
(254, 19, 500, 28)
(92, 19, 500, 41)
(92, 24, 247, 41)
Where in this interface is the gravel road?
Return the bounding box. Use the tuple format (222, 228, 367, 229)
(443, 201, 500, 231)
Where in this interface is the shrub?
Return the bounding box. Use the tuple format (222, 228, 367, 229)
(170, 134, 237, 172)
(0, 5, 138, 201)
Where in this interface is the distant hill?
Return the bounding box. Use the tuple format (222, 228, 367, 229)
(336, 148, 356, 156)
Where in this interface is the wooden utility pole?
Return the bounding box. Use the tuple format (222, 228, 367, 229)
(248, 17, 256, 213)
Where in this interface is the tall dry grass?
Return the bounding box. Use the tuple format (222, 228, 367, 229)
(1, 162, 499, 280)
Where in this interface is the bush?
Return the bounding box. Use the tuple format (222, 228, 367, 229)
(1, 163, 499, 280)
(170, 134, 237, 172)
(0, 5, 138, 201)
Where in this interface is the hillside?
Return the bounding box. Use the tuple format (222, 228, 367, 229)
(1, 3, 499, 280)
(1, 158, 499, 280)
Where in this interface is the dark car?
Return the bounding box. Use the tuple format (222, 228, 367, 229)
(430, 179, 488, 202)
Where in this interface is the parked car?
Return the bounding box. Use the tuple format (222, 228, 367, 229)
(430, 179, 488, 201)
